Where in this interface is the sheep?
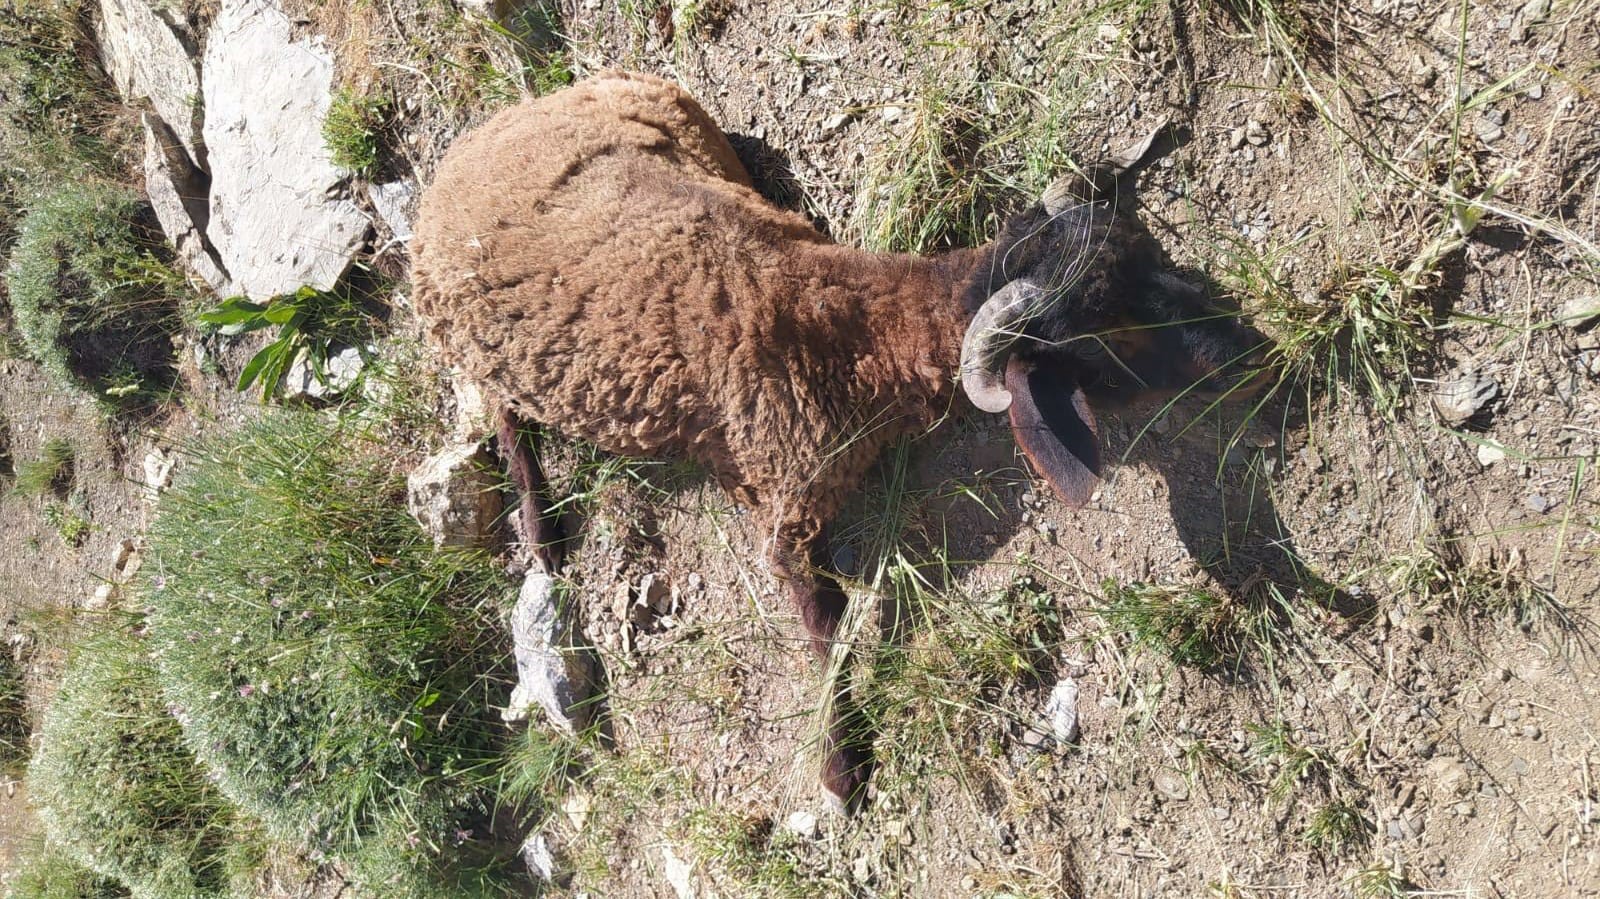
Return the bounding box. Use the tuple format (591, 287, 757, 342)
(411, 71, 1268, 810)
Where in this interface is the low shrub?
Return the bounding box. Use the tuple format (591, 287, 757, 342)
(145, 409, 531, 896)
(4, 183, 183, 405)
(27, 622, 253, 899)
(11, 437, 73, 498)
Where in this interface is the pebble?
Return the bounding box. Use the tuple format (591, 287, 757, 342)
(1477, 443, 1507, 466)
(1244, 118, 1270, 146)
(786, 810, 819, 839)
(822, 112, 851, 134)
(1527, 494, 1552, 513)
(1560, 295, 1600, 330)
(1154, 771, 1190, 801)
(1522, 724, 1542, 740)
(1454, 800, 1477, 817)
(1512, 757, 1531, 776)
(1433, 371, 1499, 423)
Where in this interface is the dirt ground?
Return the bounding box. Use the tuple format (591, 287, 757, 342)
(4, 0, 1599, 896)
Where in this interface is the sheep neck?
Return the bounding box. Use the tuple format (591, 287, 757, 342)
(795, 243, 989, 417)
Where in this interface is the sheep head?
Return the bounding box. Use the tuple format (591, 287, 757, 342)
(960, 155, 1271, 507)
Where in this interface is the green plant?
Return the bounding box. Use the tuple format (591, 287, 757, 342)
(1097, 581, 1241, 668)
(322, 89, 389, 172)
(27, 621, 255, 899)
(198, 286, 377, 400)
(1348, 858, 1412, 898)
(4, 183, 184, 405)
(42, 500, 90, 546)
(686, 808, 816, 898)
(12, 437, 74, 497)
(144, 409, 530, 895)
(3, 842, 130, 899)
(1303, 799, 1371, 855)
(0, 643, 26, 770)
(1245, 720, 1338, 804)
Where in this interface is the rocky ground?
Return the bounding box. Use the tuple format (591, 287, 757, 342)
(3, 0, 1599, 896)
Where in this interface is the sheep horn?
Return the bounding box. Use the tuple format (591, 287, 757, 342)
(960, 278, 1046, 413)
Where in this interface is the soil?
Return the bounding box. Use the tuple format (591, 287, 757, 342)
(3, 0, 1599, 896)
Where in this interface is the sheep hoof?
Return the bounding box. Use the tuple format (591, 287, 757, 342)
(820, 743, 873, 816)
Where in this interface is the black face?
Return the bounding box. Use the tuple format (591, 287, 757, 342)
(966, 194, 1273, 507)
(987, 200, 1270, 402)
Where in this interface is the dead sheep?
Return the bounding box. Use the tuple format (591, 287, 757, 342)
(412, 71, 1267, 809)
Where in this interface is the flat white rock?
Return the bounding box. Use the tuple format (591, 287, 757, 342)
(504, 571, 598, 734)
(97, 0, 204, 166)
(203, 0, 368, 300)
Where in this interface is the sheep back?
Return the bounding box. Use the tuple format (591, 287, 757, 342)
(413, 72, 890, 506)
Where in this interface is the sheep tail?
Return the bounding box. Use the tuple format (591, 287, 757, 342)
(498, 409, 565, 576)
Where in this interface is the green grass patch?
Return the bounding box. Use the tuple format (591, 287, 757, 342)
(199, 285, 381, 401)
(27, 621, 258, 899)
(144, 408, 532, 896)
(4, 183, 184, 406)
(0, 642, 26, 771)
(1096, 580, 1241, 669)
(3, 842, 131, 899)
(12, 437, 74, 498)
(322, 89, 389, 173)
(41, 500, 90, 546)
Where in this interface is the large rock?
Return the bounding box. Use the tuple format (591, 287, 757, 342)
(503, 571, 600, 735)
(142, 113, 234, 294)
(202, 0, 368, 300)
(97, 0, 205, 167)
(406, 442, 504, 549)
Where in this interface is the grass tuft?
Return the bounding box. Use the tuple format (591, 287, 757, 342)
(27, 620, 256, 899)
(4, 183, 184, 407)
(322, 89, 390, 173)
(1097, 580, 1240, 669)
(2, 841, 131, 899)
(0, 640, 26, 771)
(12, 437, 74, 498)
(144, 408, 531, 895)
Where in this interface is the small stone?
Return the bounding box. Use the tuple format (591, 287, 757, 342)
(1415, 65, 1438, 87)
(1527, 83, 1544, 100)
(1154, 770, 1190, 801)
(1511, 757, 1530, 776)
(521, 832, 561, 883)
(1477, 442, 1507, 466)
(852, 855, 872, 883)
(1454, 800, 1476, 817)
(639, 572, 672, 614)
(1228, 127, 1247, 150)
(1244, 119, 1269, 146)
(822, 112, 851, 133)
(564, 793, 593, 831)
(1433, 371, 1499, 423)
(1427, 756, 1472, 797)
(283, 344, 367, 401)
(1476, 120, 1504, 142)
(1559, 295, 1600, 331)
(880, 105, 902, 123)
(369, 180, 417, 242)
(786, 810, 819, 839)
(660, 845, 696, 899)
(143, 447, 176, 498)
(1522, 724, 1542, 740)
(406, 443, 504, 549)
(1042, 677, 1081, 744)
(1527, 494, 1552, 514)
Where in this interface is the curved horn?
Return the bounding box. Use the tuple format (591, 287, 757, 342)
(960, 279, 1045, 413)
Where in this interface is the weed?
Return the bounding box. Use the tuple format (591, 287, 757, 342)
(1379, 544, 1577, 633)
(4, 183, 185, 406)
(1303, 799, 1372, 855)
(1348, 858, 1412, 898)
(322, 88, 390, 172)
(144, 409, 530, 894)
(42, 501, 90, 546)
(27, 620, 257, 898)
(199, 285, 379, 401)
(686, 807, 817, 898)
(1246, 719, 1338, 804)
(12, 437, 74, 498)
(1097, 580, 1240, 669)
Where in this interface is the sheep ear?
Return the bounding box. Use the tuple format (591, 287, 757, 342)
(1005, 359, 1100, 507)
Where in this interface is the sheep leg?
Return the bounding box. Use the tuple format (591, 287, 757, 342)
(498, 409, 565, 576)
(771, 520, 874, 812)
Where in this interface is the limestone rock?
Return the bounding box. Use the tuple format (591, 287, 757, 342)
(369, 181, 416, 243)
(282, 344, 367, 401)
(1043, 676, 1081, 744)
(142, 113, 233, 295)
(406, 443, 504, 549)
(97, 0, 204, 167)
(202, 0, 368, 300)
(504, 571, 600, 734)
